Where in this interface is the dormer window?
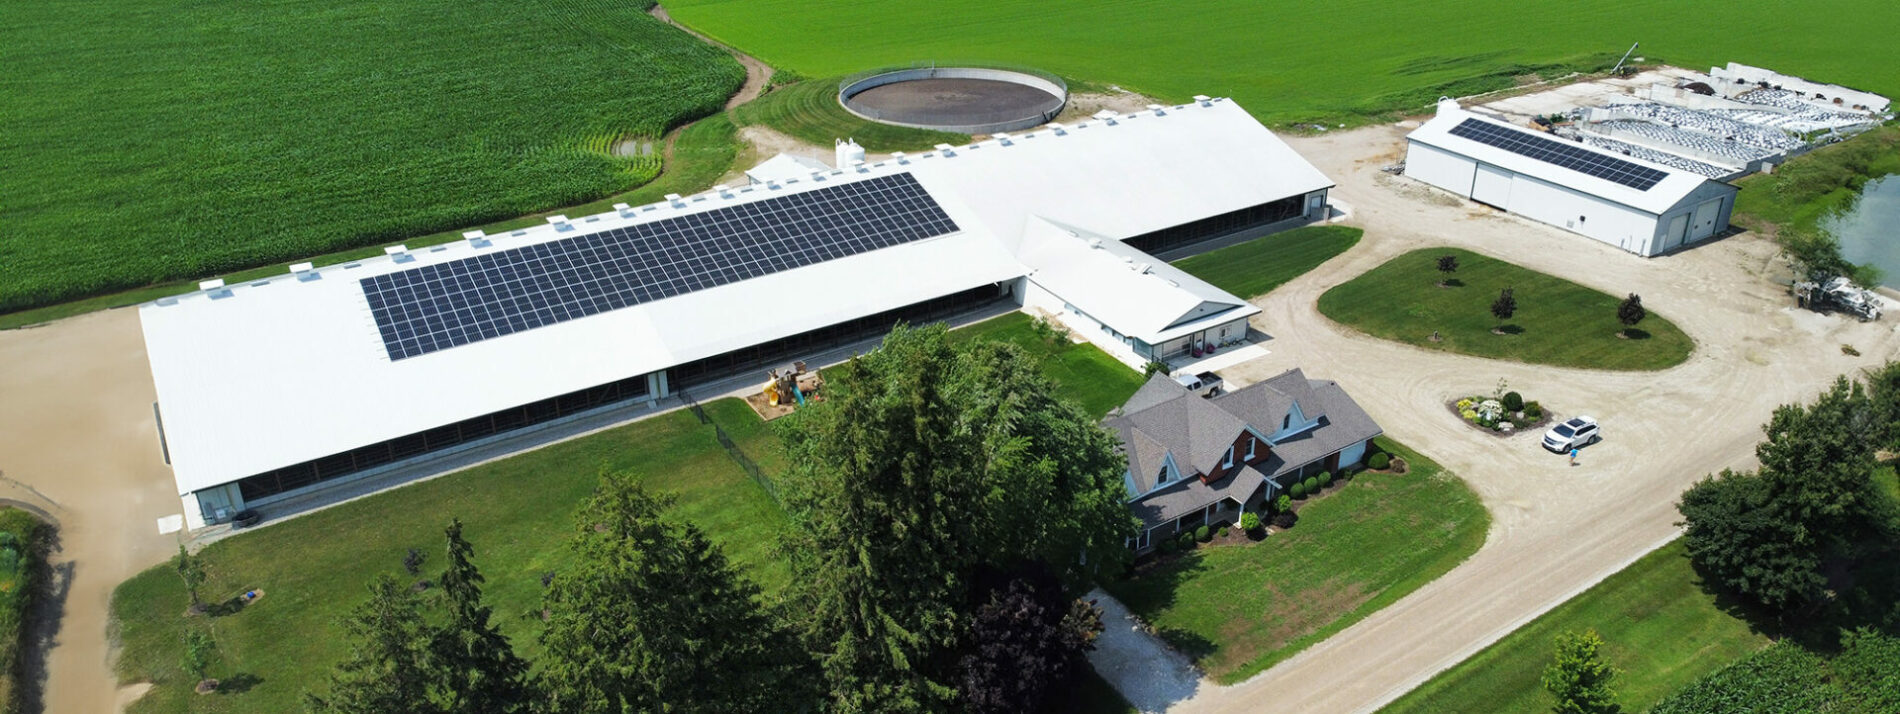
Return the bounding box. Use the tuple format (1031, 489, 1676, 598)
(1246, 436, 1256, 461)
(1283, 414, 1291, 430)
(1159, 466, 1170, 484)
(1223, 445, 1235, 469)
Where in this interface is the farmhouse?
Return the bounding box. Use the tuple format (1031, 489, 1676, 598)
(1405, 100, 1739, 257)
(1107, 369, 1383, 552)
(140, 96, 1334, 529)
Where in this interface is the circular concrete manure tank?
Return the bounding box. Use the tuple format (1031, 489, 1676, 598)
(838, 65, 1068, 134)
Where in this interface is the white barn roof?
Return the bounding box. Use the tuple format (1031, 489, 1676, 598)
(1407, 103, 1715, 215)
(142, 97, 1330, 496)
(1018, 217, 1258, 344)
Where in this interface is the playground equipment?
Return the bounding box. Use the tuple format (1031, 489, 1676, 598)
(762, 362, 824, 407)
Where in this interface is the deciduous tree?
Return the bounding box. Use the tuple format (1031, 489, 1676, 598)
(1491, 287, 1517, 328)
(1678, 469, 1826, 612)
(538, 473, 807, 714)
(174, 544, 207, 613)
(958, 566, 1104, 714)
(1436, 254, 1459, 285)
(1541, 629, 1619, 714)
(1616, 294, 1645, 336)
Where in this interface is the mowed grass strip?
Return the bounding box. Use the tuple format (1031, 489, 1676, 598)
(112, 399, 787, 714)
(949, 312, 1147, 418)
(665, 0, 1899, 128)
(1172, 226, 1362, 299)
(731, 78, 969, 153)
(1106, 439, 1488, 683)
(1318, 248, 1693, 371)
(1, 0, 742, 314)
(1381, 540, 1772, 714)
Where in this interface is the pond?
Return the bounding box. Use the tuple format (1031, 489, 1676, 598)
(1824, 174, 1900, 287)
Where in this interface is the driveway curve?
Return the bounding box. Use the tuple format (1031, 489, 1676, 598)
(1163, 124, 1900, 713)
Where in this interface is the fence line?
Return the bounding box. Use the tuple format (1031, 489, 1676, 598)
(678, 390, 781, 506)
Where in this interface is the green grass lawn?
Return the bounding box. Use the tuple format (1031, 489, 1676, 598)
(1731, 125, 1900, 230)
(110, 319, 1140, 712)
(950, 312, 1148, 418)
(1105, 438, 1488, 683)
(0, 113, 747, 331)
(730, 78, 969, 153)
(1381, 539, 1773, 714)
(665, 0, 1899, 130)
(1172, 226, 1363, 299)
(112, 399, 788, 714)
(0, 0, 743, 315)
(1317, 247, 1694, 371)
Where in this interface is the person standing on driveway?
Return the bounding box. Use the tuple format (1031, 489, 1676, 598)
(1569, 446, 1579, 466)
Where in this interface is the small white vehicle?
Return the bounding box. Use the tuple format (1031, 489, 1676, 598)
(1174, 371, 1223, 398)
(1542, 416, 1601, 453)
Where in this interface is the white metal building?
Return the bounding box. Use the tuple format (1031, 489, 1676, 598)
(1405, 100, 1739, 256)
(141, 97, 1333, 529)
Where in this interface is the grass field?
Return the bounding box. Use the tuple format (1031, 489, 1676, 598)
(731, 78, 970, 152)
(1317, 247, 1695, 371)
(0, 0, 742, 314)
(0, 114, 748, 331)
(1381, 540, 1772, 714)
(1106, 439, 1488, 683)
(1732, 125, 1900, 230)
(110, 323, 1141, 712)
(665, 0, 1900, 130)
(1172, 226, 1362, 299)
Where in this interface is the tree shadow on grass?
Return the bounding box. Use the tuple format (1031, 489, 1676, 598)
(1437, 278, 1465, 288)
(1104, 549, 1212, 620)
(1682, 546, 1900, 655)
(207, 592, 252, 618)
(18, 522, 71, 714)
(1492, 325, 1524, 335)
(1621, 328, 1653, 340)
(1153, 626, 1219, 663)
(216, 672, 263, 695)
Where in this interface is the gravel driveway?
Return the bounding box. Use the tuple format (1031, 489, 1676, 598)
(1086, 588, 1204, 712)
(1151, 123, 1900, 713)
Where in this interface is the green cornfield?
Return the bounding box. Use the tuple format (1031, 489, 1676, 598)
(0, 0, 742, 312)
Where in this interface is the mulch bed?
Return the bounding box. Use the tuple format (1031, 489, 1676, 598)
(1445, 399, 1553, 438)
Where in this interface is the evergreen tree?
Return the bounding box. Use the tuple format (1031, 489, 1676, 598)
(306, 576, 439, 714)
(1541, 629, 1619, 714)
(778, 324, 1136, 711)
(1616, 294, 1645, 336)
(538, 472, 807, 714)
(432, 519, 532, 714)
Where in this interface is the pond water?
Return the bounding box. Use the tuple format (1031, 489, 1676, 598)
(1824, 175, 1900, 287)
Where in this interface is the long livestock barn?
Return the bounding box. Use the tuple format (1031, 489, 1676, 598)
(142, 96, 1334, 529)
(1405, 100, 1738, 257)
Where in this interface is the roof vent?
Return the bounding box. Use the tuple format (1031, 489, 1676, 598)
(1093, 109, 1119, 125)
(1146, 103, 1166, 116)
(1193, 94, 1213, 106)
(1047, 122, 1069, 136)
(995, 132, 1014, 146)
(714, 185, 733, 198)
(1087, 238, 1103, 249)
(547, 215, 574, 231)
(384, 244, 415, 263)
(933, 143, 957, 157)
(198, 279, 232, 299)
(893, 151, 908, 164)
(290, 262, 319, 281)
(464, 230, 492, 248)
(613, 202, 632, 215)
(664, 193, 684, 208)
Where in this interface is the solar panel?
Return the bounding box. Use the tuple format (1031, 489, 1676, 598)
(1448, 118, 1668, 191)
(361, 173, 958, 361)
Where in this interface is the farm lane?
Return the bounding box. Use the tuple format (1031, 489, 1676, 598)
(1157, 125, 1899, 713)
(0, 309, 181, 714)
(649, 3, 774, 111)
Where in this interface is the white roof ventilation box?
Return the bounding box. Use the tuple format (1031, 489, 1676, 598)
(384, 244, 415, 263)
(1047, 122, 1069, 136)
(994, 132, 1015, 146)
(933, 142, 957, 157)
(463, 229, 492, 248)
(1146, 103, 1166, 116)
(892, 151, 908, 164)
(664, 193, 685, 208)
(198, 278, 233, 299)
(713, 185, 734, 198)
(1193, 94, 1213, 107)
(1092, 109, 1119, 125)
(612, 202, 633, 217)
(289, 262, 319, 282)
(546, 215, 574, 231)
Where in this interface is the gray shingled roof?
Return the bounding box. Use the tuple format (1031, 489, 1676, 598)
(1107, 369, 1384, 514)
(1127, 464, 1266, 529)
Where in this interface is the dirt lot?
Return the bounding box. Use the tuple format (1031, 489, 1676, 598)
(0, 309, 182, 713)
(1160, 124, 1900, 713)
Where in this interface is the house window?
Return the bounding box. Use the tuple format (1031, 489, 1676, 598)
(1159, 465, 1170, 484)
(1223, 445, 1234, 469)
(1282, 414, 1291, 430)
(1246, 437, 1256, 460)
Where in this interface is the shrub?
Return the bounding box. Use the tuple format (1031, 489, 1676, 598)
(1177, 532, 1195, 550)
(1503, 391, 1524, 412)
(1217, 526, 1230, 539)
(1460, 408, 1480, 422)
(1290, 481, 1308, 499)
(1368, 452, 1391, 470)
(1272, 511, 1298, 529)
(1195, 525, 1212, 543)
(1302, 476, 1320, 495)
(1274, 494, 1292, 513)
(1525, 401, 1544, 419)
(1241, 512, 1261, 532)
(1158, 538, 1177, 554)
(1142, 360, 1171, 377)
(1319, 471, 1334, 488)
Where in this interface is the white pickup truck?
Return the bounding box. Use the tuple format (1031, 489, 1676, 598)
(1174, 371, 1223, 398)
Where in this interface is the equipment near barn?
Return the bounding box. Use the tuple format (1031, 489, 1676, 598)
(1794, 276, 1882, 321)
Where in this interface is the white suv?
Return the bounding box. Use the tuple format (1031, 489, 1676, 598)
(1542, 416, 1601, 453)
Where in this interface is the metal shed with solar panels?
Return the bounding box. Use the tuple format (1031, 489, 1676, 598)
(141, 96, 1336, 529)
(1404, 100, 1738, 256)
